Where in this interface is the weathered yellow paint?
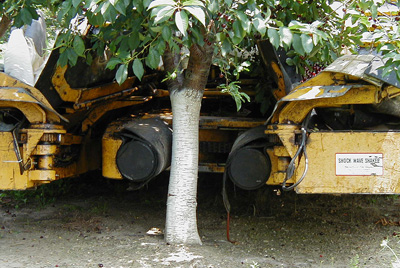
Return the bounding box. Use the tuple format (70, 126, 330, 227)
(270, 61, 287, 100)
(51, 66, 82, 103)
(266, 148, 288, 185)
(82, 98, 150, 132)
(295, 131, 400, 194)
(33, 144, 59, 155)
(102, 123, 123, 179)
(28, 170, 56, 182)
(0, 121, 100, 189)
(102, 114, 267, 179)
(0, 73, 64, 123)
(22, 129, 44, 164)
(265, 124, 298, 157)
(262, 63, 400, 193)
(52, 65, 137, 106)
(277, 85, 379, 124)
(0, 132, 35, 190)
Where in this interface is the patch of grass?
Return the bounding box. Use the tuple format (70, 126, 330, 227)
(0, 178, 74, 209)
(249, 261, 260, 268)
(350, 254, 360, 268)
(89, 197, 109, 215)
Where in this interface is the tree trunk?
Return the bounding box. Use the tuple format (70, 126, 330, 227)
(163, 42, 213, 245)
(165, 88, 203, 245)
(0, 15, 11, 40)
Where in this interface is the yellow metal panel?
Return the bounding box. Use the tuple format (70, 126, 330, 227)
(295, 131, 400, 194)
(0, 101, 46, 123)
(51, 66, 81, 102)
(52, 65, 137, 105)
(278, 85, 378, 124)
(33, 144, 59, 155)
(0, 132, 34, 190)
(270, 61, 287, 100)
(28, 170, 56, 182)
(82, 99, 149, 132)
(266, 148, 290, 185)
(102, 132, 123, 179)
(266, 124, 299, 157)
(0, 73, 64, 123)
(23, 129, 44, 163)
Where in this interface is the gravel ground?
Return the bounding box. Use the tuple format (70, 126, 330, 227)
(0, 174, 400, 268)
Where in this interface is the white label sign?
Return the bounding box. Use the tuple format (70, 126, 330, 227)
(336, 153, 383, 176)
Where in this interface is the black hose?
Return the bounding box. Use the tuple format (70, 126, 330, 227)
(282, 114, 311, 191)
(282, 127, 309, 191)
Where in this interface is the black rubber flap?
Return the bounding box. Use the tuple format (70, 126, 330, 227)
(116, 118, 172, 182)
(117, 140, 156, 181)
(225, 126, 271, 190)
(230, 125, 269, 152)
(228, 148, 271, 190)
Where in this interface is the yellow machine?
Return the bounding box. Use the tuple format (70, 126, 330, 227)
(226, 52, 400, 194)
(1, 27, 400, 196)
(0, 36, 266, 190)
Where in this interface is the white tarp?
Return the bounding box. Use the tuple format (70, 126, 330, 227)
(4, 12, 46, 86)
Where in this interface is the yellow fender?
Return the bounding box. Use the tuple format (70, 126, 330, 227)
(0, 72, 67, 123)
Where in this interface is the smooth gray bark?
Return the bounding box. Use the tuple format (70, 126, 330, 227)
(165, 88, 203, 245)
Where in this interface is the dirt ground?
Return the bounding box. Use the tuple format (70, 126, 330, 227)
(1, 173, 400, 268)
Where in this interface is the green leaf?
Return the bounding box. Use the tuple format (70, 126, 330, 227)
(279, 27, 293, 48)
(116, 64, 128, 85)
(146, 49, 160, 69)
(129, 32, 140, 50)
(301, 34, 313, 54)
(100, 1, 110, 15)
(221, 39, 232, 57)
(73, 36, 85, 56)
(57, 1, 72, 22)
(371, 4, 377, 18)
(252, 18, 266, 36)
(191, 27, 204, 44)
(156, 39, 166, 55)
(150, 26, 163, 33)
(292, 34, 305, 56)
(182, 0, 205, 7)
(72, 0, 81, 8)
(288, 20, 306, 30)
(113, 0, 127, 15)
(183, 6, 205, 27)
(132, 59, 145, 80)
(58, 51, 69, 67)
(175, 10, 188, 35)
(268, 28, 280, 49)
(236, 11, 251, 34)
(154, 6, 175, 24)
(216, 32, 226, 42)
(66, 48, 78, 66)
(162, 25, 172, 41)
(233, 20, 245, 38)
(102, 3, 118, 22)
(20, 8, 33, 25)
(148, 0, 176, 10)
(207, 0, 218, 13)
(312, 33, 319, 46)
(86, 53, 93, 65)
(235, 97, 242, 111)
(87, 12, 105, 27)
(286, 58, 294, 66)
(380, 44, 395, 51)
(106, 57, 123, 70)
(143, 0, 153, 9)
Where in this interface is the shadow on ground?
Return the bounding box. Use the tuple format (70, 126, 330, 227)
(0, 172, 399, 268)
